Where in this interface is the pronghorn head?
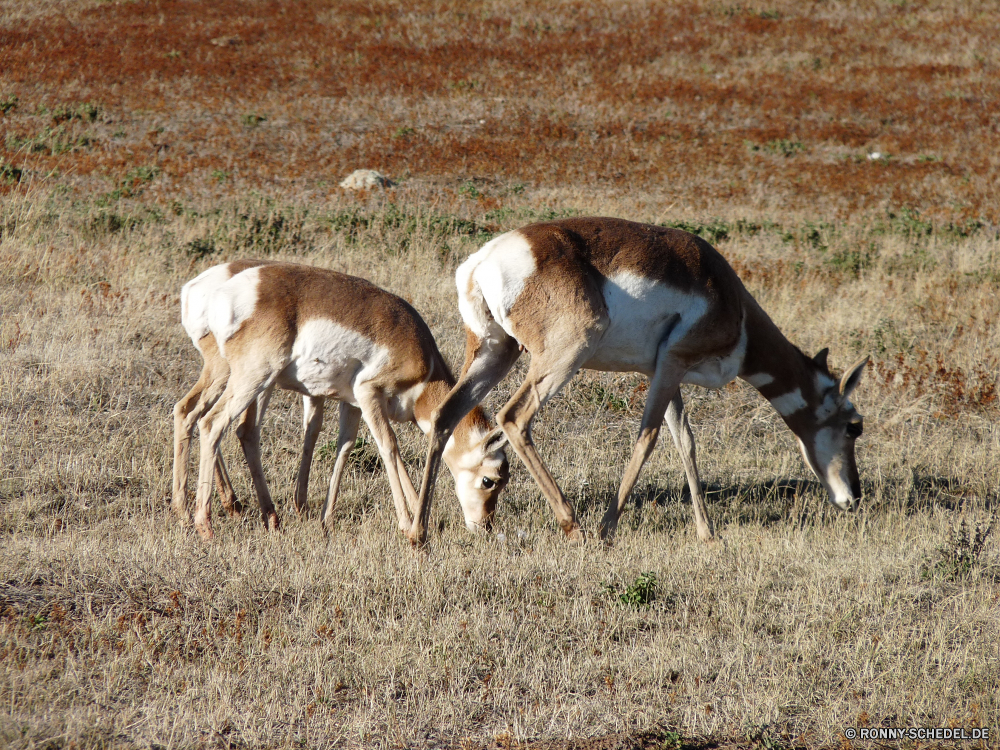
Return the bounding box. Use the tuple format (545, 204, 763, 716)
(792, 350, 869, 511)
(444, 426, 510, 532)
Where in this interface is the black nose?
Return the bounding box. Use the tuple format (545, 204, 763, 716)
(850, 479, 862, 503)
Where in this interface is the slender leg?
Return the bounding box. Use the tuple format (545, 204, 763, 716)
(172, 345, 230, 524)
(234, 386, 279, 530)
(355, 385, 417, 534)
(600, 345, 686, 540)
(294, 395, 326, 516)
(664, 392, 714, 542)
(320, 402, 362, 532)
(213, 452, 243, 517)
(195, 366, 277, 540)
(495, 356, 592, 540)
(409, 335, 522, 546)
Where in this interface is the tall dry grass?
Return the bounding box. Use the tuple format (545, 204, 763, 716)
(2, 187, 998, 748)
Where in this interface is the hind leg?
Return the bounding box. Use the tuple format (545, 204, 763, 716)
(233, 386, 279, 531)
(194, 364, 277, 540)
(172, 336, 231, 524)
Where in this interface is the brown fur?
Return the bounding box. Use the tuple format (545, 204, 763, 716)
(189, 263, 506, 541)
(411, 218, 867, 546)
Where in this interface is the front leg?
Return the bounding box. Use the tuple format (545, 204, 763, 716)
(320, 402, 362, 533)
(664, 392, 714, 542)
(600, 345, 686, 542)
(233, 386, 280, 531)
(355, 386, 416, 534)
(409, 334, 522, 546)
(294, 395, 326, 516)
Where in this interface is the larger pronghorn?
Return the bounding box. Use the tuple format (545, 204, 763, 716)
(182, 262, 509, 540)
(410, 217, 868, 545)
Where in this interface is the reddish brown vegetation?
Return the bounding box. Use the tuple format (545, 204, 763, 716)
(3, 0, 999, 220)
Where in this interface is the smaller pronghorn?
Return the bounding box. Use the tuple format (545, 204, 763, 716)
(410, 217, 868, 545)
(189, 262, 509, 540)
(174, 258, 304, 530)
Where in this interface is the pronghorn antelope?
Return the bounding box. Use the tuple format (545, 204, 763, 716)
(410, 217, 868, 545)
(188, 262, 510, 540)
(174, 258, 295, 530)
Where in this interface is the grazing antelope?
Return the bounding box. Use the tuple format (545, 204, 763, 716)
(410, 217, 868, 545)
(189, 262, 509, 540)
(174, 258, 306, 530)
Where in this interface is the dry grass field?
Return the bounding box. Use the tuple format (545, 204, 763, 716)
(2, 0, 999, 748)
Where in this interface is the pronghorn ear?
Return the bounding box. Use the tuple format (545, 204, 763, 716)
(813, 348, 830, 370)
(839, 356, 869, 400)
(481, 427, 508, 456)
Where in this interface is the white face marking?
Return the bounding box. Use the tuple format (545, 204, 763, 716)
(181, 262, 242, 349)
(798, 428, 855, 509)
(587, 270, 709, 375)
(815, 392, 838, 421)
(444, 427, 507, 531)
(456, 231, 536, 341)
(744, 372, 774, 389)
(683, 319, 747, 389)
(282, 318, 390, 402)
(769, 388, 808, 417)
(206, 267, 263, 357)
(815, 371, 836, 392)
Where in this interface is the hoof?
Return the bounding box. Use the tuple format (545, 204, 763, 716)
(171, 498, 193, 527)
(224, 499, 245, 518)
(564, 525, 586, 544)
(195, 523, 215, 541)
(264, 512, 280, 531)
(598, 522, 616, 543)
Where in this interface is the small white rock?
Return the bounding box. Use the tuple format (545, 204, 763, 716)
(516, 529, 528, 541)
(339, 169, 394, 190)
(867, 152, 883, 161)
(496, 532, 507, 543)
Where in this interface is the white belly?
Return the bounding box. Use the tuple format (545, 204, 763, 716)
(277, 318, 390, 404)
(584, 271, 709, 375)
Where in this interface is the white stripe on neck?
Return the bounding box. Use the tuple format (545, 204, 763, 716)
(745, 372, 774, 388)
(770, 388, 807, 416)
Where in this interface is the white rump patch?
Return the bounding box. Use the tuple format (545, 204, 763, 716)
(744, 372, 774, 389)
(283, 318, 391, 403)
(456, 231, 536, 341)
(181, 262, 242, 350)
(206, 267, 263, 357)
(588, 271, 709, 375)
(770, 388, 808, 417)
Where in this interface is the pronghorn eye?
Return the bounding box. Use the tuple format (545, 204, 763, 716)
(481, 477, 496, 490)
(846, 421, 863, 439)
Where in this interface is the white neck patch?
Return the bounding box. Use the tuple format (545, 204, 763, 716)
(744, 372, 774, 389)
(770, 388, 807, 417)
